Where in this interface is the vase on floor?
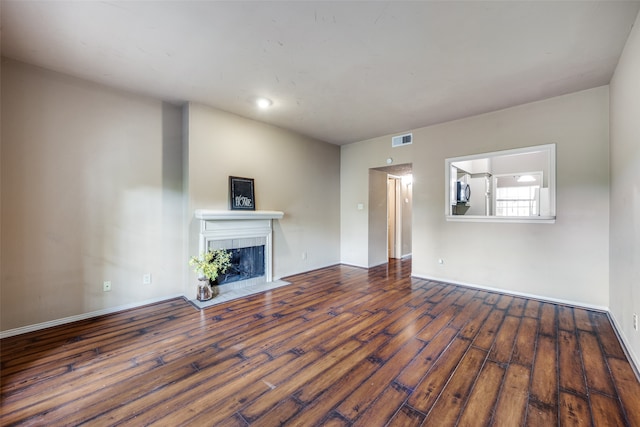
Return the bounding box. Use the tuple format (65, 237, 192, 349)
(197, 278, 214, 301)
(189, 250, 231, 302)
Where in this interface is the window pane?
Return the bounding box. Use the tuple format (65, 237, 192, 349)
(496, 186, 539, 217)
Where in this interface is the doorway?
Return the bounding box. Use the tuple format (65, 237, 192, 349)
(368, 164, 412, 266)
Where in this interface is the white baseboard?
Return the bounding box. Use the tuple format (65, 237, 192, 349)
(0, 263, 338, 339)
(0, 294, 185, 339)
(606, 311, 640, 381)
(337, 262, 368, 269)
(412, 273, 609, 312)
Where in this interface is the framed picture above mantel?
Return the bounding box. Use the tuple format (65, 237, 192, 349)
(229, 176, 255, 211)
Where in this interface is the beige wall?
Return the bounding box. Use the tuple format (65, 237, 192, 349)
(341, 145, 416, 266)
(0, 60, 340, 334)
(610, 10, 640, 368)
(185, 103, 340, 294)
(1, 59, 185, 331)
(0, 60, 340, 331)
(341, 86, 610, 307)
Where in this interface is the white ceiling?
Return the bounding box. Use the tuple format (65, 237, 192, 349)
(2, 1, 639, 145)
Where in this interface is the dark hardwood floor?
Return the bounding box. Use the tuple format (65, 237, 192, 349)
(1, 259, 639, 426)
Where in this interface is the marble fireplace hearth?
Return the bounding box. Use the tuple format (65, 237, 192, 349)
(189, 279, 291, 309)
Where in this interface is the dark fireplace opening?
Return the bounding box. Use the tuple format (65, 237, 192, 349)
(218, 245, 265, 285)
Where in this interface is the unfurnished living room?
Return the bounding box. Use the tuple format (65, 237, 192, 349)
(1, 1, 640, 426)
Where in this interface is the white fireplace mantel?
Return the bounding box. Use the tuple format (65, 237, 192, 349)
(195, 210, 284, 221)
(194, 210, 284, 288)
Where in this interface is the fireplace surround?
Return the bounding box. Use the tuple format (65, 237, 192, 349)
(194, 210, 284, 293)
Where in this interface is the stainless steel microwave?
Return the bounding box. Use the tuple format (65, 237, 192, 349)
(457, 181, 471, 203)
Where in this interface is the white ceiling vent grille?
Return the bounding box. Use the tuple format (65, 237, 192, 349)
(392, 133, 413, 147)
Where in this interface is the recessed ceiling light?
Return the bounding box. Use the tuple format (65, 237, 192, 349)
(517, 175, 536, 183)
(255, 97, 272, 109)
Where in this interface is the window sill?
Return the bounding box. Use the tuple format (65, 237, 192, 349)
(446, 215, 556, 224)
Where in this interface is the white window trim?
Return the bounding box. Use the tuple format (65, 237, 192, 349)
(445, 144, 556, 223)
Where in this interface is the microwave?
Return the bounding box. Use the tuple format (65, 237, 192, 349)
(457, 181, 471, 203)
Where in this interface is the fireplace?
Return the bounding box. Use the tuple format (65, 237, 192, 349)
(194, 210, 284, 293)
(218, 245, 265, 285)
(206, 237, 267, 290)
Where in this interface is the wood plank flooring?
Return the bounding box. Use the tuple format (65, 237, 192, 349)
(2, 259, 639, 426)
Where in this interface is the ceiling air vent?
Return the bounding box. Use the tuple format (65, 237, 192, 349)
(392, 133, 412, 147)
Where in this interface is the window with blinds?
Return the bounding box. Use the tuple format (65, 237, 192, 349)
(495, 186, 539, 217)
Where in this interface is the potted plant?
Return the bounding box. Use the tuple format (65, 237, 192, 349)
(189, 249, 232, 301)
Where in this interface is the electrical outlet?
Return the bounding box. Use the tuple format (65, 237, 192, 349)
(302, 252, 307, 260)
(143, 273, 152, 285)
(634, 314, 638, 331)
(103, 281, 112, 292)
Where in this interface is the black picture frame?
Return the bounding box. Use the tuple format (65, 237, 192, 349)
(229, 176, 255, 210)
